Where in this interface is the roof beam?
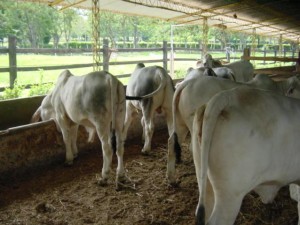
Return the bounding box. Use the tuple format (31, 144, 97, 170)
(59, 0, 87, 11)
(48, 0, 65, 6)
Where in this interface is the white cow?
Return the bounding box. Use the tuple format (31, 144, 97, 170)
(123, 63, 174, 154)
(31, 70, 130, 189)
(197, 53, 254, 82)
(192, 86, 300, 225)
(184, 67, 235, 82)
(167, 69, 300, 185)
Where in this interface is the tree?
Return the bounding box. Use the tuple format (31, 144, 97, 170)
(62, 9, 77, 48)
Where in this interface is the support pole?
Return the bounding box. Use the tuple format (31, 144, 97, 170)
(202, 17, 208, 59)
(8, 36, 17, 88)
(278, 34, 283, 66)
(163, 41, 168, 71)
(92, 0, 101, 71)
(170, 25, 175, 77)
(103, 39, 109, 72)
(251, 28, 256, 58)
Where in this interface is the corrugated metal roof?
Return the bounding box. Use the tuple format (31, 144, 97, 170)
(19, 0, 300, 42)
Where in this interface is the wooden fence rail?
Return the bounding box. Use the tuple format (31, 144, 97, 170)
(0, 36, 299, 90)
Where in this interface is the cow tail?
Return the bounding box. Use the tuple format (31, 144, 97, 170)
(31, 106, 41, 123)
(171, 81, 188, 163)
(126, 67, 167, 101)
(231, 71, 236, 82)
(110, 77, 117, 154)
(193, 92, 230, 225)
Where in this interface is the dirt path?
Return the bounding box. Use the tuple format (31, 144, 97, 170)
(0, 129, 298, 225)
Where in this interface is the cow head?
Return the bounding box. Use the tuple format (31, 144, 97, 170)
(203, 68, 217, 77)
(31, 93, 55, 123)
(286, 75, 300, 99)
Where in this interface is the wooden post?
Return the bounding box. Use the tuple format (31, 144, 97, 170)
(251, 28, 256, 56)
(8, 36, 17, 88)
(242, 48, 250, 61)
(103, 39, 109, 72)
(279, 34, 283, 66)
(162, 41, 168, 71)
(296, 51, 300, 72)
(263, 47, 266, 65)
(225, 47, 231, 63)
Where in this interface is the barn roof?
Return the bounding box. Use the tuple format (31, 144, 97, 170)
(19, 0, 300, 42)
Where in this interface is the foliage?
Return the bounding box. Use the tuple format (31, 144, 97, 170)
(0, 80, 23, 100)
(29, 69, 53, 96)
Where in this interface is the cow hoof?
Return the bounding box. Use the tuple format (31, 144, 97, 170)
(167, 178, 181, 188)
(97, 178, 108, 187)
(64, 160, 73, 166)
(141, 150, 149, 156)
(116, 176, 136, 191)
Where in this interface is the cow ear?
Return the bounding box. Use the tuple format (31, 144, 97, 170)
(196, 60, 202, 67)
(187, 67, 194, 73)
(286, 87, 294, 96)
(204, 68, 217, 77)
(136, 63, 145, 69)
(31, 107, 41, 123)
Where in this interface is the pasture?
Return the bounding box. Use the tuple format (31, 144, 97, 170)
(0, 130, 297, 225)
(0, 50, 294, 89)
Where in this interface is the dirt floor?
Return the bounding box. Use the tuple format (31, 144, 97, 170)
(0, 129, 298, 225)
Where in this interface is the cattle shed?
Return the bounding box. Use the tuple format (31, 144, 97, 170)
(1, 1, 300, 225)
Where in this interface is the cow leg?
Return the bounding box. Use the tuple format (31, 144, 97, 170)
(115, 128, 132, 190)
(70, 124, 79, 159)
(207, 190, 243, 225)
(141, 108, 155, 154)
(122, 102, 136, 140)
(167, 123, 188, 185)
(254, 184, 280, 204)
(96, 125, 112, 186)
(57, 115, 76, 165)
(141, 116, 145, 141)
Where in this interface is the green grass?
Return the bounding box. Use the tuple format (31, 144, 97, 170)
(0, 50, 295, 90)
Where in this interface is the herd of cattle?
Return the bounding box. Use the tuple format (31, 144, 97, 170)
(31, 54, 300, 225)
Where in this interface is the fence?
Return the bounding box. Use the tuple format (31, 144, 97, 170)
(0, 36, 299, 91)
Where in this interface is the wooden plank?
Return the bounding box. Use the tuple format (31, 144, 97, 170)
(243, 56, 298, 62)
(17, 48, 95, 54)
(16, 63, 95, 71)
(0, 49, 8, 53)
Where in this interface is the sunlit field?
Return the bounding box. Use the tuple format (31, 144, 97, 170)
(0, 50, 295, 89)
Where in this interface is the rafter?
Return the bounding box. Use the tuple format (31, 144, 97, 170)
(59, 0, 87, 11)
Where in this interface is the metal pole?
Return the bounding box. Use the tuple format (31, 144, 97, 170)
(92, 0, 101, 71)
(202, 17, 208, 59)
(251, 28, 256, 65)
(162, 41, 168, 71)
(170, 25, 175, 77)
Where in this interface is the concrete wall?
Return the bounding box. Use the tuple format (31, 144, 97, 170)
(0, 96, 167, 178)
(0, 96, 44, 130)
